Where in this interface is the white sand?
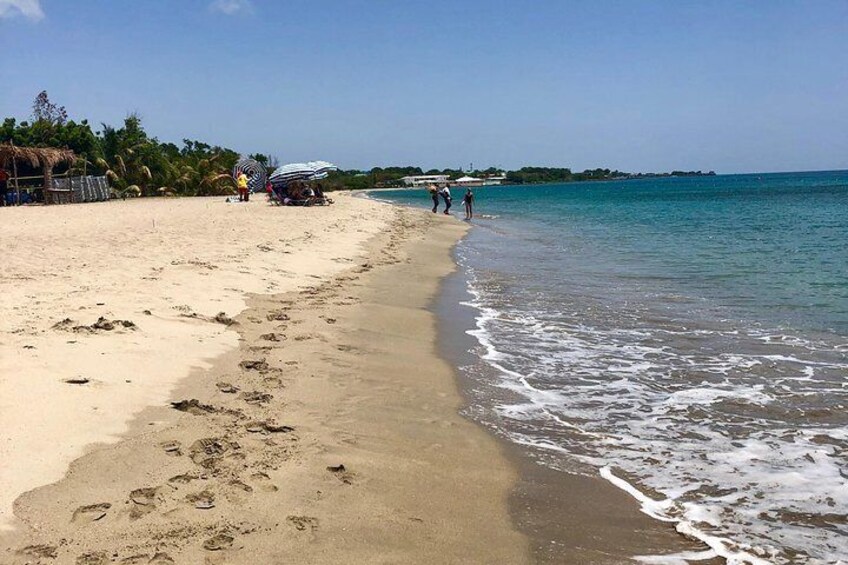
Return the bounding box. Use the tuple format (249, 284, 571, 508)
(0, 194, 391, 531)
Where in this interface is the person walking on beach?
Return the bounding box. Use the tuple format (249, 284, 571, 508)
(429, 184, 440, 213)
(440, 184, 452, 215)
(462, 188, 474, 220)
(237, 171, 249, 202)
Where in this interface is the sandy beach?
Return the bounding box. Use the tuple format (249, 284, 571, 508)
(0, 195, 528, 563)
(0, 194, 391, 533)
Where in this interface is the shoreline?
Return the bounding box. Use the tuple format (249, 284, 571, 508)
(2, 192, 724, 564)
(1, 200, 529, 563)
(433, 243, 719, 564)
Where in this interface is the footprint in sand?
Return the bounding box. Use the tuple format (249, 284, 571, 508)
(259, 332, 285, 342)
(148, 553, 176, 564)
(216, 382, 239, 394)
(266, 311, 290, 322)
(263, 376, 283, 388)
(76, 550, 109, 565)
(287, 515, 319, 532)
(240, 391, 273, 406)
(72, 502, 111, 523)
(188, 438, 232, 467)
(228, 478, 254, 493)
(249, 471, 279, 492)
(185, 489, 216, 510)
(17, 544, 58, 559)
(160, 440, 182, 456)
(130, 487, 158, 506)
(167, 473, 198, 487)
(129, 487, 159, 520)
(239, 359, 269, 372)
(202, 533, 234, 551)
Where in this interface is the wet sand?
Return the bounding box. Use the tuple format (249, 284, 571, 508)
(0, 200, 528, 563)
(434, 239, 720, 564)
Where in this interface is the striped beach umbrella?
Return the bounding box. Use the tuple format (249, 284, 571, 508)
(305, 160, 338, 180)
(233, 158, 267, 193)
(269, 161, 338, 187)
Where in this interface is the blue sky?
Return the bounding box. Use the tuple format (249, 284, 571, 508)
(1, 0, 846, 173)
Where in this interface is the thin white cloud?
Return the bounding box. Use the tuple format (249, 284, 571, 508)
(0, 0, 45, 21)
(209, 0, 253, 16)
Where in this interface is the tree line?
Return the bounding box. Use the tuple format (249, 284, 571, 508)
(1, 91, 244, 197)
(2, 91, 716, 197)
(315, 166, 715, 191)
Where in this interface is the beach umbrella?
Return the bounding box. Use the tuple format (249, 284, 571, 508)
(270, 161, 338, 186)
(233, 158, 267, 192)
(269, 162, 315, 182)
(305, 160, 338, 180)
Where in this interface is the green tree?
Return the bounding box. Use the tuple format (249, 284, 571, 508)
(96, 114, 158, 196)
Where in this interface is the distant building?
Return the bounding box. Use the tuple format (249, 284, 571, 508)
(400, 174, 449, 187)
(453, 175, 485, 187)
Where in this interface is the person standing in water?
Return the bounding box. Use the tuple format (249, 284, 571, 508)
(429, 184, 439, 213)
(462, 188, 474, 220)
(237, 171, 249, 202)
(440, 184, 452, 215)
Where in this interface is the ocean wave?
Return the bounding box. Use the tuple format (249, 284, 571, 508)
(457, 252, 848, 564)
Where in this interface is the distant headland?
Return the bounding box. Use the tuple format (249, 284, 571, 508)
(319, 167, 717, 190)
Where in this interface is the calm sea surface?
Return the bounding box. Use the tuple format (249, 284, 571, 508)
(377, 171, 848, 565)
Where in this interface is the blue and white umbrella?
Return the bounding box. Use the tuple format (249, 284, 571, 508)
(233, 158, 267, 193)
(305, 160, 338, 180)
(270, 161, 338, 187)
(270, 163, 315, 182)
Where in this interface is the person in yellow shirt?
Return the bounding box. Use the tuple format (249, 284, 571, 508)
(237, 171, 249, 202)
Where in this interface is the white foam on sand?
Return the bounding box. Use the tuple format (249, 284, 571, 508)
(456, 252, 848, 564)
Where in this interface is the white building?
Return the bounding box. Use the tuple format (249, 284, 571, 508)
(452, 175, 485, 187)
(400, 174, 449, 187)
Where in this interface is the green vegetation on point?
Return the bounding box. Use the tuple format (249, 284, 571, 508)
(1, 92, 715, 197)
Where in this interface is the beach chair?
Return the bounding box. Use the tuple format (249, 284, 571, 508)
(267, 185, 285, 205)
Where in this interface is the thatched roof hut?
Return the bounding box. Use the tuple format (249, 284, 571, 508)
(0, 143, 76, 204)
(0, 144, 76, 169)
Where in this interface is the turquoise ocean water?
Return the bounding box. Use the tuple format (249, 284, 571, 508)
(377, 171, 848, 564)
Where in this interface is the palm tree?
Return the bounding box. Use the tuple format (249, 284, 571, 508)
(193, 154, 236, 196)
(166, 154, 235, 196)
(96, 115, 158, 197)
(96, 146, 152, 197)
